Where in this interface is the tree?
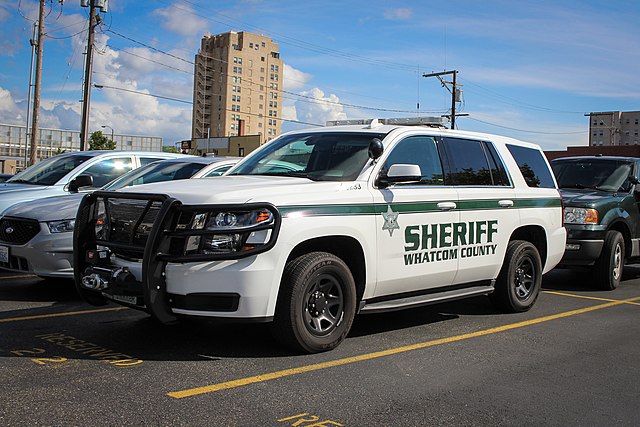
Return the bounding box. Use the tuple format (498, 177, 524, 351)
(163, 145, 180, 154)
(89, 130, 116, 150)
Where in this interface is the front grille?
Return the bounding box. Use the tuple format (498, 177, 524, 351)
(104, 199, 162, 259)
(0, 217, 40, 244)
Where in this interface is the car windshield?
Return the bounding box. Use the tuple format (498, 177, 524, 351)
(552, 159, 635, 192)
(228, 132, 385, 181)
(104, 161, 207, 190)
(7, 154, 93, 186)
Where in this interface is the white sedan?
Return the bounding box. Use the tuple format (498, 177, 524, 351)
(0, 156, 239, 279)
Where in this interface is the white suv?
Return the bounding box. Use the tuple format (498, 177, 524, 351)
(74, 118, 566, 353)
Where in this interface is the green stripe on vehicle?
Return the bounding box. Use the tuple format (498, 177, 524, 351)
(278, 197, 562, 217)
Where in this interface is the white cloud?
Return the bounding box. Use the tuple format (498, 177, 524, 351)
(384, 8, 412, 21)
(152, 3, 208, 37)
(293, 88, 347, 126)
(0, 87, 23, 123)
(283, 64, 312, 91)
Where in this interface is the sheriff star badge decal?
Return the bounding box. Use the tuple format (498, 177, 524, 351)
(382, 205, 400, 237)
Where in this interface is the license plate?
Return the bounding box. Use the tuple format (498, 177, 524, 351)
(110, 294, 137, 305)
(0, 245, 8, 264)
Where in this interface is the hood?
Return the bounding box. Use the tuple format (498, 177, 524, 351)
(114, 176, 362, 206)
(0, 185, 61, 216)
(1, 193, 85, 221)
(559, 188, 622, 206)
(0, 182, 48, 193)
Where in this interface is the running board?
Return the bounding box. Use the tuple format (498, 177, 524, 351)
(359, 284, 495, 314)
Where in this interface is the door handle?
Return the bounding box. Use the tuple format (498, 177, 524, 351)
(498, 199, 514, 208)
(437, 202, 457, 211)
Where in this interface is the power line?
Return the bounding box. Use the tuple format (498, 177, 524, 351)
(465, 117, 588, 135)
(93, 83, 323, 127)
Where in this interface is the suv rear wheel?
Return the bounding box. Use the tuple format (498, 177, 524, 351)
(593, 230, 624, 291)
(272, 252, 356, 354)
(491, 240, 542, 313)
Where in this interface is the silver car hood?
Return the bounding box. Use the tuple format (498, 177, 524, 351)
(1, 194, 85, 221)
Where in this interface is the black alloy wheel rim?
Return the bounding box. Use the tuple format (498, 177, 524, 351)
(514, 255, 535, 301)
(303, 273, 344, 336)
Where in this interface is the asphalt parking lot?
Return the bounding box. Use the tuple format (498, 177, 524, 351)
(1, 268, 639, 426)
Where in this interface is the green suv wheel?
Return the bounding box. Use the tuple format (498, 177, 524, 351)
(593, 230, 624, 291)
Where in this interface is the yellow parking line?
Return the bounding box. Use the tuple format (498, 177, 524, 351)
(167, 295, 640, 399)
(0, 307, 128, 323)
(544, 290, 640, 306)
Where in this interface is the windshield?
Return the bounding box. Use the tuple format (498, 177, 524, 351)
(552, 159, 635, 192)
(7, 154, 93, 186)
(228, 132, 385, 181)
(104, 161, 207, 190)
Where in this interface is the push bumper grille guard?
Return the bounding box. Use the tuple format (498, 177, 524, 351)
(73, 191, 281, 324)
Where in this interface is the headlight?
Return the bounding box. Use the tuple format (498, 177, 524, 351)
(564, 207, 598, 224)
(47, 219, 75, 233)
(185, 208, 275, 255)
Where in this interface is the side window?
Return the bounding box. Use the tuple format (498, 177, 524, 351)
(382, 136, 444, 185)
(82, 157, 133, 188)
(441, 138, 505, 186)
(202, 165, 234, 177)
(140, 157, 166, 167)
(506, 144, 556, 188)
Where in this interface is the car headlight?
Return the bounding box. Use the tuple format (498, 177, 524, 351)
(47, 219, 76, 233)
(186, 208, 275, 255)
(564, 207, 598, 224)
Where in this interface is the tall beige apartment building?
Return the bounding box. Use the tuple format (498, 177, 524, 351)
(192, 31, 283, 144)
(589, 111, 640, 146)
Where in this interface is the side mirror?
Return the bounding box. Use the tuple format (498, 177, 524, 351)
(377, 164, 422, 188)
(629, 176, 639, 185)
(368, 138, 384, 160)
(68, 174, 93, 193)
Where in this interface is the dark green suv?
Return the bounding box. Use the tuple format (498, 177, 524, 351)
(551, 156, 640, 290)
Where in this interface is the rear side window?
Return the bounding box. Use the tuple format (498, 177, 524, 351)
(440, 138, 509, 186)
(506, 144, 555, 188)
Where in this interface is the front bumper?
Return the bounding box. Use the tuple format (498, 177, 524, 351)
(0, 227, 75, 278)
(559, 239, 604, 266)
(558, 224, 606, 266)
(74, 191, 281, 323)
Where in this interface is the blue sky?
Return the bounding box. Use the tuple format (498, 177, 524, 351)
(1, 0, 639, 150)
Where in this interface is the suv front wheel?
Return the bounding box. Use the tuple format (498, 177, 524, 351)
(272, 252, 357, 354)
(593, 230, 624, 291)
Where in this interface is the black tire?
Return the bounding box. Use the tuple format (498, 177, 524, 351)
(593, 230, 624, 291)
(491, 240, 542, 313)
(271, 252, 356, 353)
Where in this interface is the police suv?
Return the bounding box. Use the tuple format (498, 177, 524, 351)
(74, 118, 566, 353)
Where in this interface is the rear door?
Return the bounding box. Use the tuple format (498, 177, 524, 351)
(439, 137, 517, 284)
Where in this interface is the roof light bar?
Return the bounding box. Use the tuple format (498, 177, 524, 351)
(326, 117, 448, 128)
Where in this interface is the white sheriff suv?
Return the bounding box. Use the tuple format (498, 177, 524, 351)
(74, 118, 566, 353)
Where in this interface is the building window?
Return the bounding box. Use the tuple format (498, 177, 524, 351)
(249, 42, 253, 48)
(238, 58, 242, 65)
(261, 56, 265, 62)
(261, 42, 265, 47)
(233, 66, 237, 73)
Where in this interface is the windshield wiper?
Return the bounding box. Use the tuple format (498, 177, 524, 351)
(562, 183, 602, 191)
(255, 171, 314, 179)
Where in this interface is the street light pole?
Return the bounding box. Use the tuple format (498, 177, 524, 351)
(101, 125, 114, 146)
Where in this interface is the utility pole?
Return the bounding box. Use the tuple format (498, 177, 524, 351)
(29, 0, 46, 166)
(80, 0, 99, 151)
(25, 21, 37, 167)
(422, 70, 461, 129)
